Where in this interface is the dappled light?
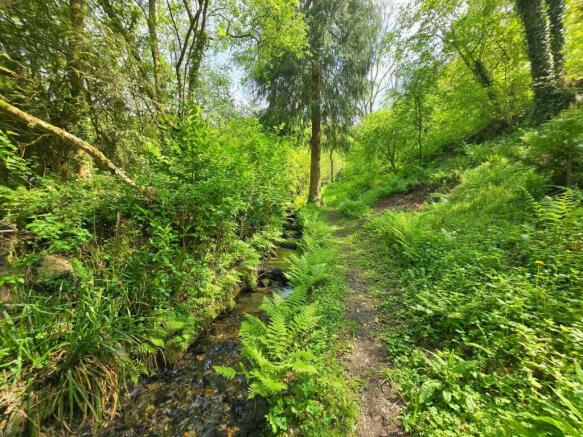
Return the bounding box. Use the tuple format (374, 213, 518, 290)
(0, 0, 582, 436)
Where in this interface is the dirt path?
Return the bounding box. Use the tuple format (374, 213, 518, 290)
(328, 210, 405, 437)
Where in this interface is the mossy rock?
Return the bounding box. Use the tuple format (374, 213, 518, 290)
(35, 255, 75, 283)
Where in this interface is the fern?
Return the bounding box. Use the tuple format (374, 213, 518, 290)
(248, 369, 288, 398)
(240, 314, 268, 344)
(242, 344, 273, 369)
(213, 365, 237, 380)
(289, 304, 319, 337)
(283, 285, 308, 314)
(284, 351, 318, 374)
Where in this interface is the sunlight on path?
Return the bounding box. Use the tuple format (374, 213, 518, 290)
(328, 210, 405, 437)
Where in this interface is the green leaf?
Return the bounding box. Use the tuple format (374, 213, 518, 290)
(213, 365, 237, 380)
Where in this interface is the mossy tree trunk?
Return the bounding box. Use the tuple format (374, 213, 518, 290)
(0, 98, 140, 189)
(148, 0, 163, 106)
(515, 0, 560, 121)
(67, 0, 93, 178)
(545, 0, 566, 81)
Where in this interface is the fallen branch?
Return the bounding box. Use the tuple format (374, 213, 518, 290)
(0, 66, 17, 77)
(0, 97, 141, 189)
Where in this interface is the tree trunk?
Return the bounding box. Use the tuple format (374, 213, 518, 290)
(515, 0, 560, 121)
(545, 0, 566, 81)
(472, 59, 498, 103)
(329, 147, 335, 183)
(451, 39, 498, 104)
(188, 0, 210, 98)
(308, 64, 322, 205)
(67, 0, 93, 178)
(388, 137, 397, 173)
(414, 94, 424, 163)
(68, 0, 84, 108)
(565, 148, 573, 187)
(0, 98, 140, 189)
(148, 0, 162, 106)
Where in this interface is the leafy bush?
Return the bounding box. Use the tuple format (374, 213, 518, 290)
(0, 112, 305, 431)
(523, 106, 583, 187)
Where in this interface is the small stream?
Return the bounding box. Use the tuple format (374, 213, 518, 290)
(92, 218, 300, 437)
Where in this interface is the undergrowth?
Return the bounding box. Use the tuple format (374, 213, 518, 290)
(215, 206, 357, 436)
(0, 114, 305, 434)
(351, 117, 583, 435)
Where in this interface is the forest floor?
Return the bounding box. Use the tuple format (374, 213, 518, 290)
(328, 195, 411, 436)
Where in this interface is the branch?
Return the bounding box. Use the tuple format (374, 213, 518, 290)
(0, 98, 141, 190)
(0, 66, 17, 77)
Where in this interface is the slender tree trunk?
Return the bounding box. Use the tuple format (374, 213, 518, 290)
(388, 137, 397, 173)
(308, 63, 322, 205)
(188, 0, 210, 98)
(148, 0, 162, 106)
(68, 0, 84, 102)
(545, 0, 566, 81)
(329, 147, 334, 183)
(414, 94, 423, 163)
(451, 39, 498, 104)
(515, 0, 560, 121)
(565, 148, 573, 186)
(472, 59, 498, 103)
(68, 0, 93, 178)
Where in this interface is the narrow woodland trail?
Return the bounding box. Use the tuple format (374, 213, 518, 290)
(328, 210, 405, 437)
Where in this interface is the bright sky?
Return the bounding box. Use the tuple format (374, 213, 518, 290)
(206, 0, 412, 111)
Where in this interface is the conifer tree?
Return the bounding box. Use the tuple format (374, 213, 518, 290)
(255, 0, 374, 204)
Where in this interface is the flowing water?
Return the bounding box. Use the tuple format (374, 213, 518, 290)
(91, 225, 300, 437)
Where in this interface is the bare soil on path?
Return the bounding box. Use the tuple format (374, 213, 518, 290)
(328, 209, 405, 437)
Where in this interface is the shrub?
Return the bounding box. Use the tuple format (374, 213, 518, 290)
(523, 107, 583, 187)
(0, 112, 305, 431)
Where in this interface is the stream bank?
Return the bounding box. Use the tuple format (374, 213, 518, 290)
(77, 214, 302, 437)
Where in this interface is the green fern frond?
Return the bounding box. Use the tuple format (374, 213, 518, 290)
(248, 369, 288, 397)
(240, 314, 268, 347)
(213, 365, 237, 380)
(260, 293, 285, 316)
(265, 311, 290, 360)
(242, 344, 272, 369)
(285, 350, 317, 374)
(283, 285, 308, 313)
(289, 303, 319, 337)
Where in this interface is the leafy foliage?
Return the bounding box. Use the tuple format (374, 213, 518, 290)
(355, 133, 582, 434)
(0, 114, 305, 431)
(216, 207, 357, 435)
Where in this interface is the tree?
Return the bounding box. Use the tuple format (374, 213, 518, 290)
(396, 49, 439, 164)
(255, 0, 375, 204)
(546, 0, 566, 81)
(147, 0, 163, 107)
(360, 1, 400, 115)
(357, 109, 402, 173)
(67, 0, 93, 177)
(0, 98, 139, 188)
(515, 0, 562, 120)
(407, 0, 504, 106)
(0, 0, 307, 177)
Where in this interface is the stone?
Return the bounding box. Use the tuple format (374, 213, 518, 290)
(0, 285, 13, 305)
(35, 255, 75, 282)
